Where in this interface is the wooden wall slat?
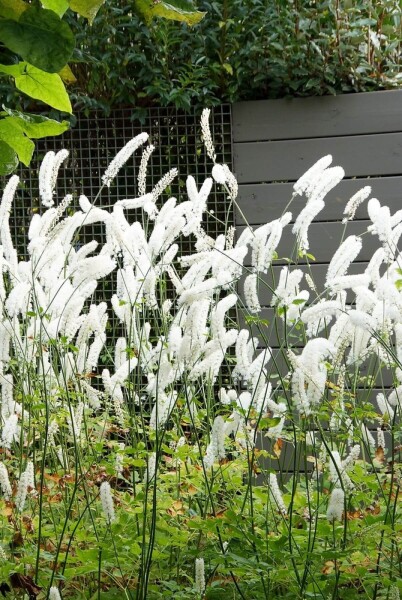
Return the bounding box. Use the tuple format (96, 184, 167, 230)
(264, 350, 394, 387)
(239, 263, 366, 307)
(233, 91, 402, 142)
(236, 177, 402, 225)
(240, 221, 380, 265)
(233, 133, 402, 183)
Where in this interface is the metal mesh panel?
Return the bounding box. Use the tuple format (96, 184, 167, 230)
(13, 105, 233, 257)
(6, 105, 234, 374)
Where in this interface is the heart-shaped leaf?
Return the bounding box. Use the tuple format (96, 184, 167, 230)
(0, 7, 74, 73)
(2, 109, 70, 138)
(0, 140, 18, 175)
(14, 63, 72, 112)
(0, 117, 34, 165)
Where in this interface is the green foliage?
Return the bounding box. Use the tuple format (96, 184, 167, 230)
(0, 0, 102, 174)
(13, 63, 73, 112)
(69, 0, 402, 117)
(0, 0, 203, 174)
(0, 7, 75, 72)
(134, 0, 205, 26)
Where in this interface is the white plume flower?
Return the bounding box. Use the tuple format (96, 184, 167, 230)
(100, 481, 116, 524)
(195, 557, 206, 595)
(49, 587, 62, 600)
(327, 488, 344, 522)
(0, 462, 12, 500)
(342, 186, 371, 222)
(102, 134, 148, 187)
(269, 473, 287, 515)
(200, 108, 216, 162)
(212, 164, 227, 184)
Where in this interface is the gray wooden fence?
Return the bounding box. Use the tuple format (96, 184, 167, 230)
(233, 89, 402, 329)
(233, 91, 402, 471)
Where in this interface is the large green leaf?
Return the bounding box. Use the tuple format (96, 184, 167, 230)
(2, 109, 70, 139)
(0, 117, 34, 165)
(0, 62, 24, 77)
(0, 7, 75, 73)
(69, 0, 106, 24)
(0, 140, 18, 175)
(134, 0, 205, 26)
(14, 63, 72, 112)
(0, 0, 27, 20)
(41, 0, 69, 17)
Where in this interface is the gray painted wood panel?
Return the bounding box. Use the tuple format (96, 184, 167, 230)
(239, 263, 366, 307)
(264, 349, 394, 387)
(233, 133, 402, 183)
(240, 220, 381, 265)
(232, 93, 401, 440)
(233, 91, 402, 142)
(236, 177, 402, 225)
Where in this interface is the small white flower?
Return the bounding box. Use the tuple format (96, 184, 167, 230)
(0, 462, 12, 500)
(195, 557, 206, 595)
(269, 473, 287, 515)
(327, 487, 344, 522)
(201, 108, 216, 162)
(100, 481, 116, 524)
(1, 413, 19, 448)
(49, 586, 62, 600)
(244, 273, 261, 313)
(102, 134, 148, 187)
(212, 164, 227, 184)
(15, 471, 28, 512)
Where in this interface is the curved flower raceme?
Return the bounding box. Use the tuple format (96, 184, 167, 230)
(0, 117, 400, 575)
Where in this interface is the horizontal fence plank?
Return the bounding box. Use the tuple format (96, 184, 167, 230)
(233, 133, 402, 184)
(236, 176, 402, 225)
(239, 220, 380, 265)
(233, 91, 402, 142)
(238, 262, 366, 307)
(265, 349, 394, 387)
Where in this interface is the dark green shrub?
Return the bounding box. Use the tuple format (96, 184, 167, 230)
(69, 0, 402, 117)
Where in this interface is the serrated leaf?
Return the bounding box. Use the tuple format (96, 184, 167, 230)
(0, 117, 34, 165)
(15, 63, 72, 112)
(134, 0, 205, 26)
(0, 0, 28, 19)
(0, 140, 18, 175)
(2, 109, 70, 138)
(41, 0, 69, 17)
(69, 0, 106, 24)
(0, 7, 75, 73)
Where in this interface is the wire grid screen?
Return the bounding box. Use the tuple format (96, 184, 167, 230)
(10, 105, 234, 375)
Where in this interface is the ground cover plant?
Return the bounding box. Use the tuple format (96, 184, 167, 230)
(0, 110, 401, 599)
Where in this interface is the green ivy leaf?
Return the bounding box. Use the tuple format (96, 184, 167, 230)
(41, 0, 69, 17)
(0, 140, 18, 175)
(69, 0, 106, 24)
(14, 63, 72, 112)
(134, 0, 205, 26)
(0, 117, 34, 165)
(0, 7, 75, 73)
(2, 109, 70, 138)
